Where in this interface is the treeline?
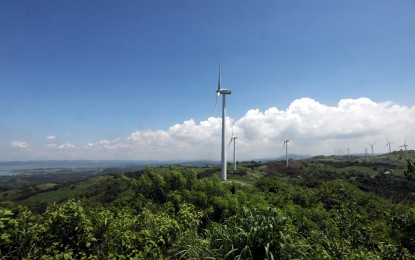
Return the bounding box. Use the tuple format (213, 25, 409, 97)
(0, 169, 100, 191)
(1, 166, 415, 259)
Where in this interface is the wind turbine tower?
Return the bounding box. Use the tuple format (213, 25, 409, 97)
(282, 139, 289, 166)
(215, 64, 232, 181)
(385, 137, 393, 154)
(368, 142, 376, 156)
(228, 128, 238, 172)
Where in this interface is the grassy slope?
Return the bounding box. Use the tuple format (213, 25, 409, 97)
(24, 175, 112, 203)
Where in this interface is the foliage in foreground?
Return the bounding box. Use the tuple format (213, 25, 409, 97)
(1, 166, 414, 259)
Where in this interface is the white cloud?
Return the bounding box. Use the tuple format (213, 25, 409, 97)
(9, 97, 415, 160)
(231, 98, 414, 157)
(80, 98, 415, 160)
(58, 143, 76, 150)
(11, 140, 29, 149)
(46, 135, 56, 141)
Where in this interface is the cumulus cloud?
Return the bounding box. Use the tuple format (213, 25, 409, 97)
(12, 97, 415, 160)
(83, 118, 226, 160)
(58, 143, 76, 150)
(46, 135, 56, 141)
(78, 97, 415, 160)
(11, 140, 29, 149)
(233, 97, 414, 157)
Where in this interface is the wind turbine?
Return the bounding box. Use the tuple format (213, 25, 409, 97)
(215, 64, 232, 181)
(282, 139, 289, 166)
(367, 142, 376, 156)
(228, 127, 238, 172)
(385, 137, 393, 154)
(346, 145, 351, 160)
(398, 137, 409, 157)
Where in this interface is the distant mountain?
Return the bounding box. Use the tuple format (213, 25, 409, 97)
(250, 154, 312, 162)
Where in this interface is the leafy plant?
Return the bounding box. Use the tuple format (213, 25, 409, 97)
(208, 207, 310, 259)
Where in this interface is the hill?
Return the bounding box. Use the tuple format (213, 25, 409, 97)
(2, 153, 415, 207)
(0, 154, 414, 258)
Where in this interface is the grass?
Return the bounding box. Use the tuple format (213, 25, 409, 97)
(22, 175, 115, 204)
(338, 166, 378, 176)
(228, 170, 265, 185)
(36, 183, 58, 190)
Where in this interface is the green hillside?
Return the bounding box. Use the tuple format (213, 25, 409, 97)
(1, 155, 414, 259)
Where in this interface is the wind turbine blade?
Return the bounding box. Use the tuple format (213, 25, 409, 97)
(213, 63, 221, 115)
(217, 64, 221, 92)
(213, 91, 222, 115)
(228, 138, 233, 148)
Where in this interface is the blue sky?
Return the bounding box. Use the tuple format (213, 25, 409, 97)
(1, 1, 415, 161)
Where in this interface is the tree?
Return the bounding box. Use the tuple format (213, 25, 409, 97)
(404, 157, 415, 177)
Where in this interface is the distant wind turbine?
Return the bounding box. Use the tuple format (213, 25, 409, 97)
(385, 137, 393, 154)
(346, 145, 351, 160)
(228, 127, 238, 172)
(215, 64, 232, 181)
(368, 142, 376, 156)
(398, 137, 409, 157)
(282, 139, 289, 166)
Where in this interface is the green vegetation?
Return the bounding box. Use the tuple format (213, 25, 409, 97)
(0, 155, 415, 259)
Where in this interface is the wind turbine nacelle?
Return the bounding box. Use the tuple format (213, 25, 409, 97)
(218, 89, 232, 94)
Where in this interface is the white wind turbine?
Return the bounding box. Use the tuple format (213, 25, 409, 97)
(282, 139, 289, 166)
(228, 127, 238, 172)
(346, 145, 351, 160)
(368, 142, 376, 156)
(398, 137, 409, 157)
(385, 137, 393, 154)
(215, 64, 232, 181)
